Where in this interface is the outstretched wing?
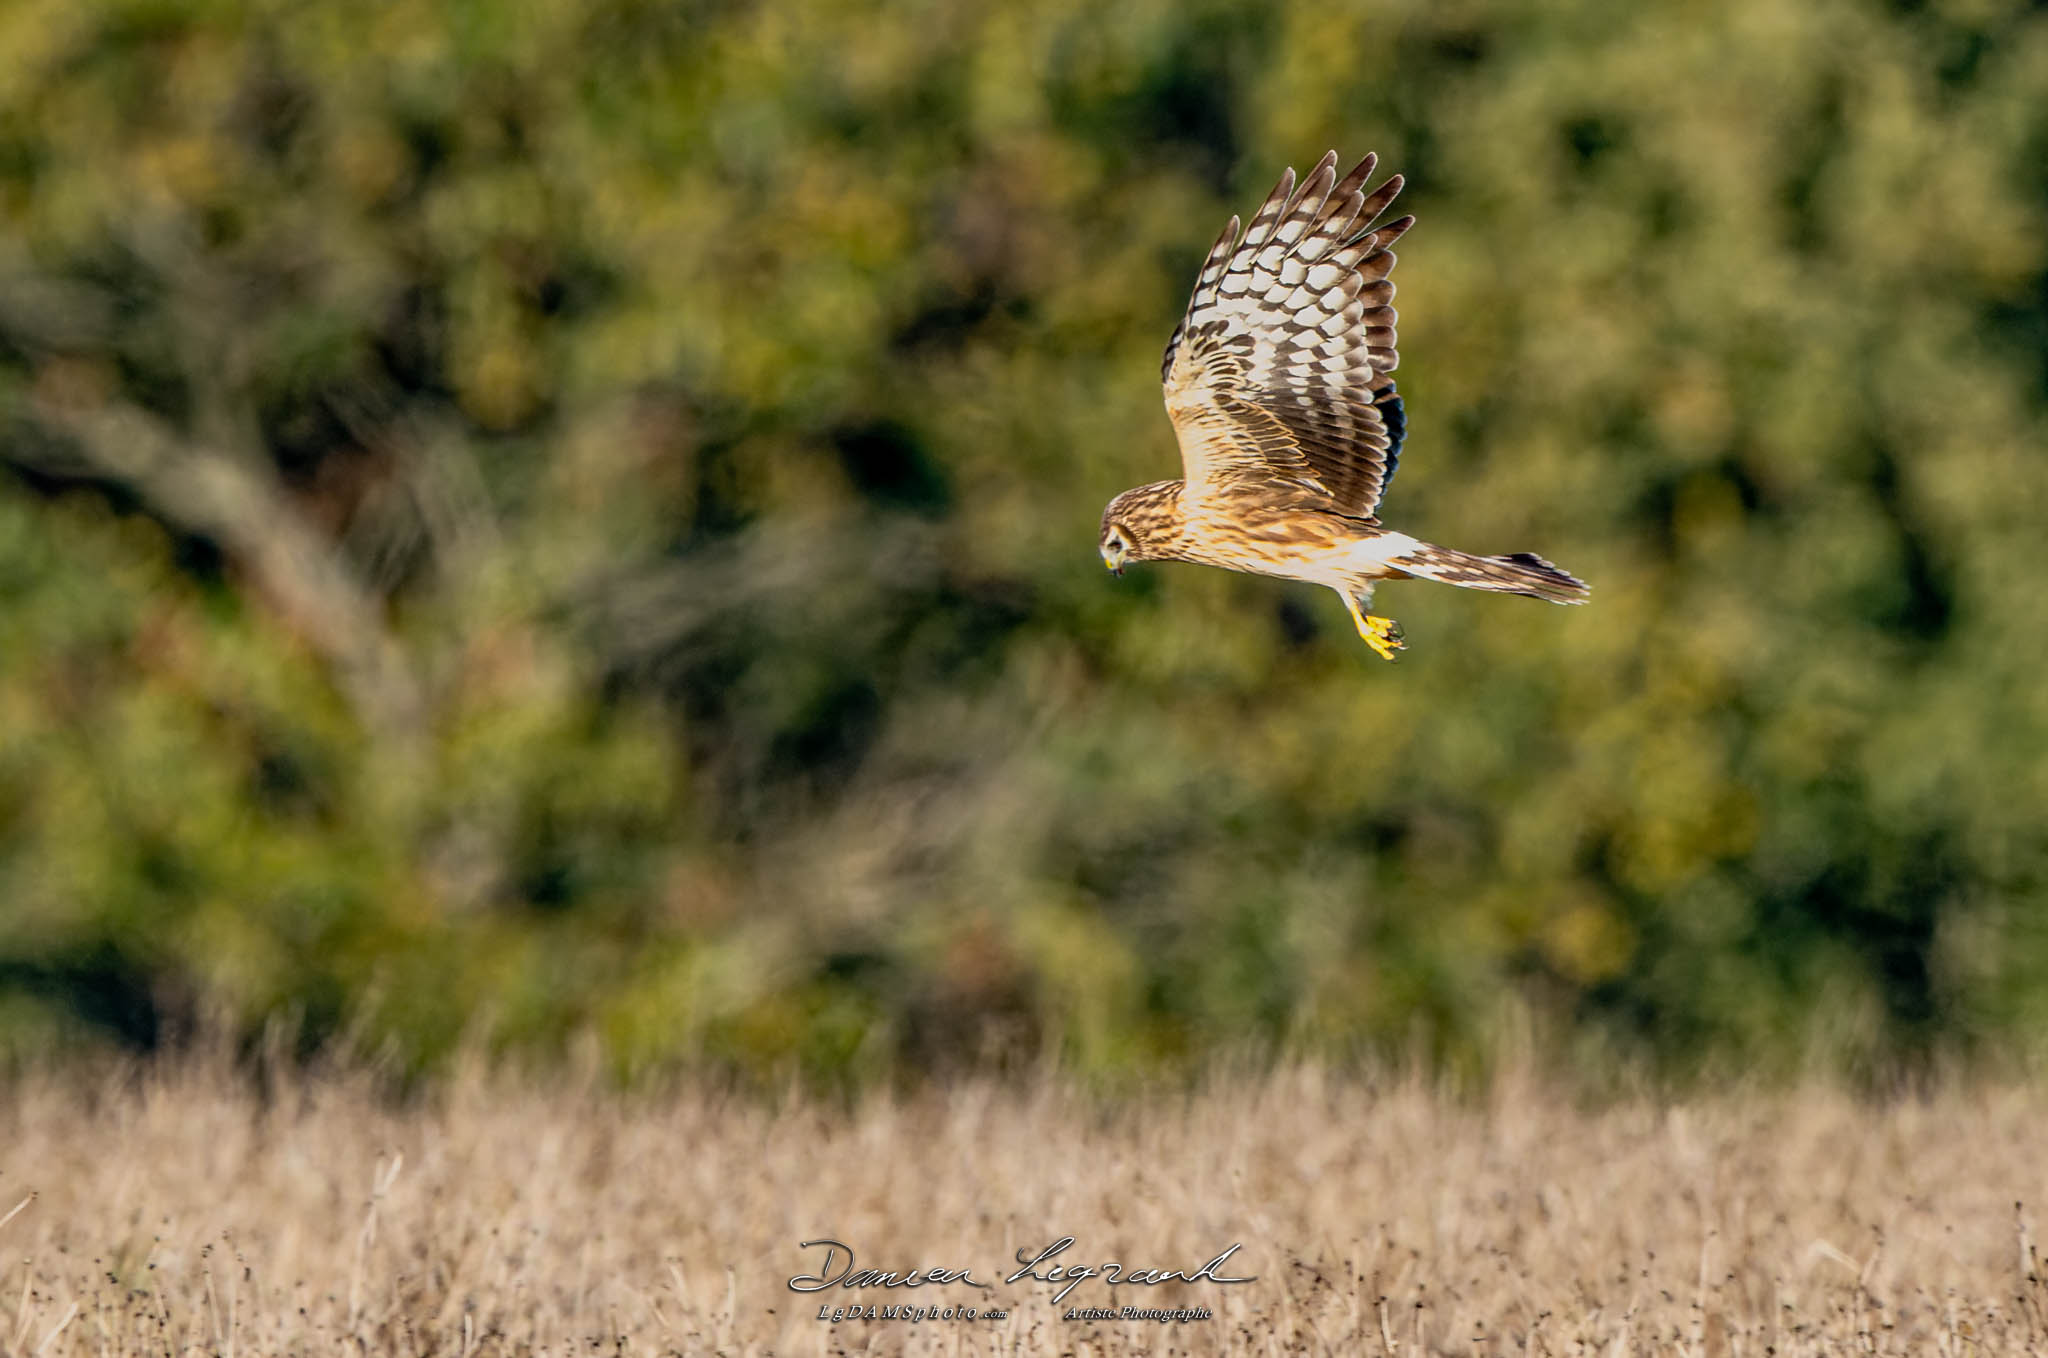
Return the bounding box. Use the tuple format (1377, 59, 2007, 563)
(1161, 151, 1413, 521)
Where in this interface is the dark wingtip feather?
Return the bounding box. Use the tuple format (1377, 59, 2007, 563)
(1354, 174, 1406, 229)
(1239, 165, 1299, 254)
(1372, 213, 1417, 248)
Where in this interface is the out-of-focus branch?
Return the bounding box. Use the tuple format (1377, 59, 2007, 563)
(17, 398, 426, 757)
(325, 392, 504, 592)
(573, 515, 944, 678)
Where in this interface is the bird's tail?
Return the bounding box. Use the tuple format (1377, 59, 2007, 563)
(1391, 543, 1590, 605)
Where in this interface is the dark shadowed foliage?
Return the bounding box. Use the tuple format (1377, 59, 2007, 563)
(2, 0, 2047, 1086)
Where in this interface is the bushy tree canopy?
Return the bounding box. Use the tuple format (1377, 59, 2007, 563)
(3, 0, 2046, 1083)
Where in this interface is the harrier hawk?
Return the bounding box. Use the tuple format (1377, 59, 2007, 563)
(1098, 152, 1588, 659)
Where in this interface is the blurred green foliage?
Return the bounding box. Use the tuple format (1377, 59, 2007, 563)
(2, 0, 2047, 1085)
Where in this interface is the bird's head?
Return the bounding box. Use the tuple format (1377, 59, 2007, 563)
(1098, 519, 1134, 577)
(1098, 482, 1182, 577)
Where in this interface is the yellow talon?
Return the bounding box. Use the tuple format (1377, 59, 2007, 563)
(1340, 592, 1405, 661)
(1357, 613, 1404, 661)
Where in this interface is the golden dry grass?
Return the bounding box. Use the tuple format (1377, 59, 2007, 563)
(4, 1057, 2048, 1355)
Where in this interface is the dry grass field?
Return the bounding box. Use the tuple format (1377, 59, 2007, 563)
(4, 1055, 2048, 1356)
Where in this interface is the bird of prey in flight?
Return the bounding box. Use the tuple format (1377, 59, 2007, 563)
(1098, 151, 1588, 659)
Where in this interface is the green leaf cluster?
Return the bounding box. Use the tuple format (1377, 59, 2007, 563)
(2, 0, 2046, 1084)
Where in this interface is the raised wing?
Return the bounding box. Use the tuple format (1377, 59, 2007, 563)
(1161, 151, 1413, 520)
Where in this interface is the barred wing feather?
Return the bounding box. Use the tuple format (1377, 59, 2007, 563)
(1160, 151, 1413, 521)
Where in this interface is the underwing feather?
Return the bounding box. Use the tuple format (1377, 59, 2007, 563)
(1161, 151, 1415, 520)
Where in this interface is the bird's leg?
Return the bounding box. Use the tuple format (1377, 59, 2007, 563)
(1341, 586, 1404, 662)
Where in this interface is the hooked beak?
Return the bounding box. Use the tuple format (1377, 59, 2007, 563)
(1101, 548, 1127, 578)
